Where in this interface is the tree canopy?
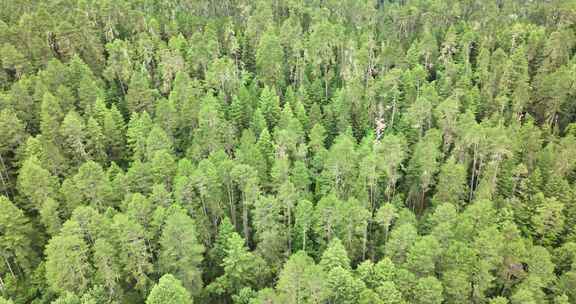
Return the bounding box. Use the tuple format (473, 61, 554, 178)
(1, 1, 576, 303)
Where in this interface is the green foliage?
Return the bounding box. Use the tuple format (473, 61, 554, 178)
(276, 251, 327, 304)
(1, 2, 576, 304)
(159, 209, 204, 295)
(0, 196, 36, 276)
(146, 274, 192, 304)
(320, 238, 351, 271)
(45, 232, 92, 294)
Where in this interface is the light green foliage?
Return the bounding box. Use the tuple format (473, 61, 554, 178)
(126, 69, 157, 114)
(112, 213, 152, 292)
(320, 238, 351, 271)
(159, 209, 205, 295)
(432, 157, 467, 208)
(325, 266, 365, 304)
(276, 251, 327, 304)
(385, 223, 418, 264)
(45, 232, 92, 294)
(17, 156, 59, 210)
(0, 297, 13, 304)
(0, 109, 26, 155)
(146, 274, 192, 304)
(93, 238, 121, 299)
(414, 276, 443, 304)
(0, 196, 36, 276)
(406, 129, 443, 210)
(375, 281, 404, 304)
(532, 197, 565, 246)
(406, 235, 442, 277)
(0, 2, 575, 304)
(59, 110, 88, 163)
(256, 28, 284, 88)
(258, 86, 281, 130)
(208, 232, 267, 297)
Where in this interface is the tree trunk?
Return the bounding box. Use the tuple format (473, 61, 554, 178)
(227, 183, 237, 229)
(287, 205, 292, 253)
(243, 199, 249, 246)
(302, 224, 307, 252)
(3, 255, 15, 279)
(362, 223, 368, 260)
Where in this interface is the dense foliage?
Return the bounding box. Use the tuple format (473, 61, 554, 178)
(1, 0, 576, 303)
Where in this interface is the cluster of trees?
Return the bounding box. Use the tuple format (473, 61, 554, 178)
(1, 0, 576, 303)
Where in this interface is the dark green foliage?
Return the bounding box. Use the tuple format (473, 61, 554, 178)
(0, 1, 575, 304)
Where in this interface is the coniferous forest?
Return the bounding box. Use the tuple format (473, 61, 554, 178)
(1, 0, 576, 303)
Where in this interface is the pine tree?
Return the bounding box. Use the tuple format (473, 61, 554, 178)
(127, 112, 153, 162)
(208, 217, 235, 276)
(208, 232, 267, 297)
(406, 129, 443, 212)
(102, 105, 126, 162)
(40, 197, 61, 235)
(70, 161, 113, 212)
(146, 125, 173, 159)
(112, 213, 152, 293)
(406, 235, 442, 277)
(93, 238, 121, 300)
(85, 117, 107, 163)
(294, 200, 314, 251)
(45, 231, 93, 294)
(17, 156, 59, 210)
(432, 157, 467, 208)
(40, 92, 63, 143)
(276, 252, 328, 304)
(125, 69, 157, 114)
(146, 274, 193, 304)
(385, 223, 418, 265)
(159, 209, 205, 296)
(60, 110, 88, 164)
(256, 27, 284, 88)
(320, 238, 350, 271)
(0, 196, 36, 278)
(532, 197, 565, 246)
(258, 86, 281, 130)
(413, 276, 443, 304)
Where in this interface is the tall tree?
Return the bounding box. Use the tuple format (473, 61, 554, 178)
(256, 27, 285, 88)
(45, 230, 92, 294)
(146, 274, 193, 304)
(159, 209, 205, 296)
(0, 196, 36, 279)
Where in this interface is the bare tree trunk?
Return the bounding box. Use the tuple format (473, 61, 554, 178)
(226, 180, 237, 230)
(287, 205, 292, 253)
(3, 255, 15, 279)
(0, 154, 13, 198)
(390, 95, 397, 128)
(362, 224, 368, 260)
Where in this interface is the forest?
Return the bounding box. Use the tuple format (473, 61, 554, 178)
(1, 0, 576, 303)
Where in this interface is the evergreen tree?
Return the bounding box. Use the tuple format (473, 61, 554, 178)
(0, 196, 36, 278)
(276, 251, 327, 304)
(125, 69, 157, 114)
(146, 274, 193, 304)
(258, 86, 281, 130)
(159, 209, 205, 296)
(45, 231, 92, 294)
(112, 214, 152, 293)
(256, 27, 284, 88)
